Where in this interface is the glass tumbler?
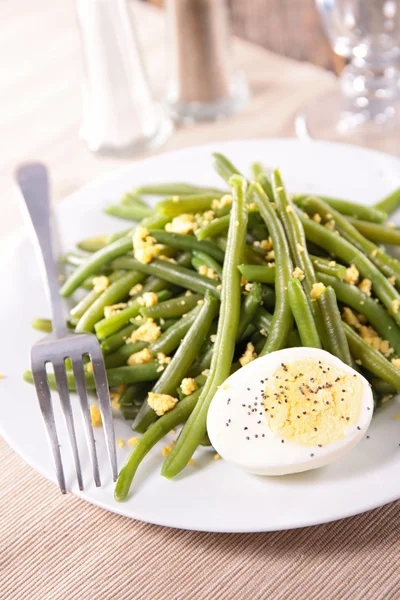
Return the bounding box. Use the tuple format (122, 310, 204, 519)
(296, 0, 400, 154)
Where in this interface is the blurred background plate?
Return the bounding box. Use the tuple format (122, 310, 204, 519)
(2, 138, 400, 532)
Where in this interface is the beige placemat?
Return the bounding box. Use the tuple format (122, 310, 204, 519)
(2, 2, 400, 599)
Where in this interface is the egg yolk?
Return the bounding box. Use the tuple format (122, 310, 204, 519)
(263, 358, 363, 446)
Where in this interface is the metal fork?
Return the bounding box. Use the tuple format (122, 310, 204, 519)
(16, 163, 118, 493)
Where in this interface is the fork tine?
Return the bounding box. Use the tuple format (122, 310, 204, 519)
(71, 358, 101, 487)
(32, 366, 67, 494)
(53, 361, 84, 491)
(90, 350, 118, 482)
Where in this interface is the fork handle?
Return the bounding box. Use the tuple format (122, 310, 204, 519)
(15, 163, 67, 337)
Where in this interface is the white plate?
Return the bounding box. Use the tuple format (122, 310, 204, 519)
(2, 139, 400, 533)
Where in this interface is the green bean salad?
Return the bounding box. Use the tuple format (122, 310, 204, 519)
(24, 153, 400, 499)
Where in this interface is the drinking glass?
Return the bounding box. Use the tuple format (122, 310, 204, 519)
(296, 0, 400, 154)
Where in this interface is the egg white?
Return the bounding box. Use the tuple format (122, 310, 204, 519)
(207, 347, 374, 476)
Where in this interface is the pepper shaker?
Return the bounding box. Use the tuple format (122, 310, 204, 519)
(76, 0, 172, 154)
(165, 0, 249, 123)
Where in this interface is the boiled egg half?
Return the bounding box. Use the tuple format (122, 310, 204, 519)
(207, 347, 373, 475)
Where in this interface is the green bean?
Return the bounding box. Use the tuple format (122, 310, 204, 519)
(192, 251, 223, 278)
(196, 214, 230, 241)
(135, 183, 225, 196)
(310, 255, 347, 280)
(104, 341, 148, 369)
(119, 405, 140, 420)
(105, 228, 134, 245)
(148, 305, 202, 356)
(317, 273, 400, 356)
(70, 288, 103, 321)
(31, 318, 53, 333)
(133, 293, 219, 433)
(250, 182, 293, 354)
(273, 170, 319, 297)
(260, 284, 276, 308)
(61, 252, 92, 268)
(212, 153, 241, 183)
(105, 204, 154, 221)
(134, 276, 170, 297)
(75, 272, 145, 333)
(239, 261, 345, 285)
(238, 264, 275, 284)
(161, 175, 248, 478)
(253, 304, 273, 335)
(237, 283, 262, 341)
(76, 235, 108, 253)
(156, 194, 221, 216)
(344, 323, 400, 390)
(140, 213, 171, 230)
(140, 293, 202, 320)
(60, 236, 133, 297)
(316, 286, 352, 365)
(112, 257, 221, 298)
(374, 188, 400, 215)
(115, 387, 202, 501)
(300, 216, 400, 327)
(120, 193, 148, 207)
(288, 279, 321, 348)
(94, 289, 171, 339)
(347, 218, 400, 246)
(251, 162, 273, 200)
(293, 194, 387, 223)
(367, 378, 397, 397)
(106, 362, 162, 386)
(119, 383, 152, 406)
(187, 345, 213, 378)
(301, 196, 400, 279)
(23, 361, 161, 390)
(100, 324, 136, 355)
(148, 230, 224, 263)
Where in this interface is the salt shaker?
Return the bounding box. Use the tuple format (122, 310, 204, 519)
(76, 0, 172, 154)
(165, 0, 249, 123)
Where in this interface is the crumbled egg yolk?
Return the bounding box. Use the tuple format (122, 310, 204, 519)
(133, 227, 163, 264)
(180, 377, 198, 396)
(116, 439, 125, 448)
(162, 445, 173, 456)
(137, 291, 158, 308)
(129, 282, 143, 296)
(342, 307, 393, 357)
(310, 282, 326, 300)
(104, 303, 127, 318)
(266, 250, 275, 262)
(157, 352, 172, 366)
(391, 358, 400, 369)
(292, 267, 305, 281)
(263, 358, 363, 446)
(392, 299, 400, 314)
(93, 275, 110, 293)
(127, 348, 154, 366)
(239, 343, 257, 367)
(90, 404, 102, 427)
(198, 265, 219, 280)
(148, 392, 178, 416)
(312, 213, 322, 224)
(128, 437, 139, 446)
(127, 318, 161, 343)
(389, 275, 397, 286)
(211, 194, 232, 210)
(345, 264, 359, 285)
(358, 279, 372, 296)
(165, 214, 198, 234)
